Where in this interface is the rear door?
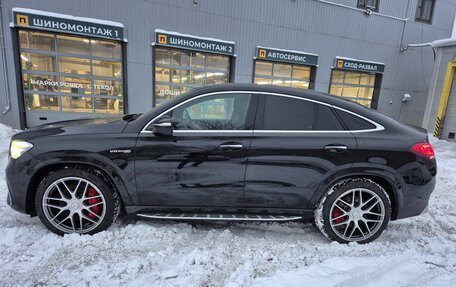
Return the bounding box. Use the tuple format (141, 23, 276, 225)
(244, 93, 357, 210)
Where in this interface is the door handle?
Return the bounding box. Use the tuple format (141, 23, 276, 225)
(220, 144, 243, 150)
(324, 145, 347, 152)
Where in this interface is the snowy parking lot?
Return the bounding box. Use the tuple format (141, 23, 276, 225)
(0, 123, 455, 287)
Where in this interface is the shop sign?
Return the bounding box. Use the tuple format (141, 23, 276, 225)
(256, 46, 318, 66)
(334, 57, 385, 73)
(30, 79, 115, 92)
(13, 8, 123, 41)
(155, 30, 235, 56)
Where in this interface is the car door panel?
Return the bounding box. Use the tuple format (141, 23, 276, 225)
(245, 132, 356, 209)
(135, 131, 252, 207)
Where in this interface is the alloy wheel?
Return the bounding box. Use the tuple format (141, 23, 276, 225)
(329, 188, 385, 242)
(41, 177, 106, 234)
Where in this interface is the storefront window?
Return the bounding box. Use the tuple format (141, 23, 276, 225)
(254, 60, 311, 90)
(329, 70, 376, 107)
(154, 47, 230, 106)
(19, 30, 124, 114)
(92, 40, 122, 59)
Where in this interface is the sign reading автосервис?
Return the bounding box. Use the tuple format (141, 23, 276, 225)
(256, 47, 318, 66)
(334, 57, 385, 73)
(13, 8, 123, 41)
(155, 30, 235, 56)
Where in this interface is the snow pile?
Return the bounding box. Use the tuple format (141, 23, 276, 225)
(0, 126, 455, 286)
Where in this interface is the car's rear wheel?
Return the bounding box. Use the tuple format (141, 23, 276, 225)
(314, 178, 391, 244)
(35, 169, 120, 235)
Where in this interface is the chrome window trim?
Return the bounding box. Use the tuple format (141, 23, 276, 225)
(329, 105, 384, 133)
(140, 90, 385, 134)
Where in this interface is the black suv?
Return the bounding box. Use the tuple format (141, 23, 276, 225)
(6, 84, 437, 243)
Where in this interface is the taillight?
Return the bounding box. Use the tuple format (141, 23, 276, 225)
(410, 143, 435, 159)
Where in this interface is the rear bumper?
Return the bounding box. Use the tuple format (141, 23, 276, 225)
(395, 176, 436, 220)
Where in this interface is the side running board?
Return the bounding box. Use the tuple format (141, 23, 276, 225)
(137, 213, 302, 222)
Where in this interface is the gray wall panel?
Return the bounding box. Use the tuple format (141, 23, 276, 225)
(0, 0, 455, 128)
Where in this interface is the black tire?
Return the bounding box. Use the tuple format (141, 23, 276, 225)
(314, 178, 391, 244)
(35, 168, 121, 236)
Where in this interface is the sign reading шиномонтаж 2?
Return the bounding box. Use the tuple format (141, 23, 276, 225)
(155, 29, 235, 56)
(12, 8, 124, 41)
(334, 57, 385, 73)
(256, 46, 318, 66)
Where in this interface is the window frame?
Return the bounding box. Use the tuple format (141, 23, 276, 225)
(415, 0, 435, 24)
(142, 91, 384, 133)
(328, 68, 379, 108)
(252, 59, 316, 90)
(145, 91, 258, 132)
(357, 0, 379, 12)
(171, 93, 254, 131)
(153, 46, 233, 107)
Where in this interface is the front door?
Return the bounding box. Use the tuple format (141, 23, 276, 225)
(245, 93, 357, 210)
(135, 92, 257, 208)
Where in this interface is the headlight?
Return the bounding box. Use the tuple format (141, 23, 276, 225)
(10, 140, 34, 159)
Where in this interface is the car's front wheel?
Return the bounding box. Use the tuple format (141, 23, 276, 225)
(35, 168, 120, 235)
(314, 178, 391, 244)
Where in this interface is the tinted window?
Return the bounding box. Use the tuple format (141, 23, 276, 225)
(262, 96, 344, 131)
(171, 93, 251, 130)
(335, 109, 376, 130)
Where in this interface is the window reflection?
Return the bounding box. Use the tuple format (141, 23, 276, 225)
(25, 94, 59, 111)
(92, 40, 121, 59)
(61, 96, 92, 113)
(92, 60, 122, 78)
(57, 35, 89, 55)
(59, 56, 91, 75)
(21, 53, 55, 72)
(94, 98, 123, 114)
(19, 31, 55, 51)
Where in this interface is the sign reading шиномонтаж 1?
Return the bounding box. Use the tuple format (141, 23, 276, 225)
(155, 30, 235, 56)
(256, 46, 318, 66)
(334, 57, 385, 73)
(13, 8, 124, 41)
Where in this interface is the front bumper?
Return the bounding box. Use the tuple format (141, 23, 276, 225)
(5, 152, 38, 215)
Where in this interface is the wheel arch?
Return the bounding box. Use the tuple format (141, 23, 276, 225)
(309, 170, 401, 220)
(25, 159, 132, 216)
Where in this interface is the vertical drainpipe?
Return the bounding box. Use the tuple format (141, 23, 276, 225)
(0, 0, 12, 115)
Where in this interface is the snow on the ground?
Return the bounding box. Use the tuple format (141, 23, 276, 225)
(0, 123, 455, 287)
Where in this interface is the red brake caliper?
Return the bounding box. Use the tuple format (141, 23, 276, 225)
(332, 207, 347, 224)
(87, 187, 101, 219)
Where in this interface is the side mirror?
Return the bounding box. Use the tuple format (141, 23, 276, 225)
(152, 116, 173, 136)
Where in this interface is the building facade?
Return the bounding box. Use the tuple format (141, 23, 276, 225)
(0, 0, 455, 129)
(422, 38, 456, 141)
